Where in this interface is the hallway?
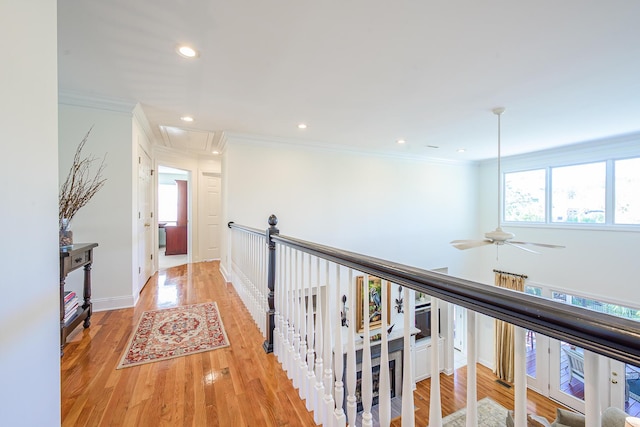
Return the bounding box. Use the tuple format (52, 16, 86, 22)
(61, 261, 315, 426)
(61, 261, 568, 426)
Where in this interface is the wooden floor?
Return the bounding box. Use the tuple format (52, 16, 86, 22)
(400, 364, 566, 426)
(62, 260, 568, 426)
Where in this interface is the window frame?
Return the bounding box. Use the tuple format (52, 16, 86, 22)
(501, 154, 640, 230)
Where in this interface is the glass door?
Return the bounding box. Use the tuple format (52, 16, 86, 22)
(524, 285, 548, 394)
(549, 340, 585, 412)
(610, 359, 640, 417)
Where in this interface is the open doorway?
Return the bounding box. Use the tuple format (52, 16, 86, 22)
(157, 165, 189, 269)
(453, 305, 467, 369)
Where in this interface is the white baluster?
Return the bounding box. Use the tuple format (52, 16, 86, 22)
(361, 274, 373, 427)
(249, 234, 254, 323)
(273, 244, 281, 359)
(276, 245, 287, 366)
(247, 234, 252, 321)
(299, 253, 309, 400)
(346, 270, 357, 426)
(306, 255, 316, 410)
(333, 267, 346, 427)
(323, 263, 335, 424)
(401, 287, 415, 427)
(378, 280, 391, 427)
(276, 243, 284, 361)
(514, 326, 526, 427)
(260, 235, 264, 332)
(292, 250, 301, 389)
(584, 350, 600, 427)
(286, 247, 295, 379)
(262, 236, 267, 335)
(255, 236, 259, 317)
(313, 258, 325, 425)
(466, 310, 478, 427)
(429, 297, 442, 426)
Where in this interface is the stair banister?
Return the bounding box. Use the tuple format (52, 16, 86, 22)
(267, 233, 640, 367)
(228, 216, 640, 427)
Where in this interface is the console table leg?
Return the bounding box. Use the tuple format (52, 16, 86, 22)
(83, 263, 93, 328)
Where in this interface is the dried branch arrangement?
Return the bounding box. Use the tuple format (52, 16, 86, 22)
(59, 127, 107, 225)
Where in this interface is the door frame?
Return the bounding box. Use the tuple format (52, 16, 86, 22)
(156, 164, 192, 267)
(137, 146, 153, 294)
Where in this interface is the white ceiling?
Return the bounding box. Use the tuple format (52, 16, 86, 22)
(57, 1, 640, 161)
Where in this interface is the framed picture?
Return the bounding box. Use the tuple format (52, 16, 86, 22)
(356, 276, 391, 333)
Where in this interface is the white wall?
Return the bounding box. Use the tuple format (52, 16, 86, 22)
(59, 103, 137, 310)
(221, 136, 479, 279)
(222, 134, 640, 371)
(154, 146, 221, 264)
(0, 1, 61, 425)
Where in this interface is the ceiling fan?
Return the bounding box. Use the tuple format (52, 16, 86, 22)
(450, 107, 565, 254)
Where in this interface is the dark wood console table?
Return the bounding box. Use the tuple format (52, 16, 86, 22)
(60, 243, 97, 356)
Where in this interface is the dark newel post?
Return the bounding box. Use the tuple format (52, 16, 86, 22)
(263, 214, 279, 353)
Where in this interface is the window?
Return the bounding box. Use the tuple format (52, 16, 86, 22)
(551, 162, 605, 224)
(615, 158, 640, 225)
(504, 170, 545, 222)
(552, 291, 640, 322)
(158, 183, 178, 223)
(525, 285, 542, 297)
(503, 155, 640, 228)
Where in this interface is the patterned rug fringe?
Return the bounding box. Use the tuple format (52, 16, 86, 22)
(117, 302, 229, 369)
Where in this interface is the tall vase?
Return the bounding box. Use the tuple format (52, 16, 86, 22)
(59, 218, 73, 248)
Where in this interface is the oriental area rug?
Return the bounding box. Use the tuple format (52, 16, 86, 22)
(434, 397, 508, 426)
(117, 302, 229, 369)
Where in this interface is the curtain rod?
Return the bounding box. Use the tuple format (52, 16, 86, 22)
(493, 269, 528, 279)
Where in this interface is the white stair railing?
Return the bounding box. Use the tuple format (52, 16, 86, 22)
(228, 216, 640, 427)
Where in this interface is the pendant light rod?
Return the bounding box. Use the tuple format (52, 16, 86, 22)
(492, 107, 505, 228)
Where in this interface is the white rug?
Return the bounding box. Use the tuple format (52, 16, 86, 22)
(436, 397, 508, 427)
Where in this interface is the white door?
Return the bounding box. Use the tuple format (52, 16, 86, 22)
(137, 148, 153, 293)
(198, 172, 221, 260)
(525, 330, 549, 395)
(549, 340, 586, 412)
(610, 359, 640, 416)
(453, 305, 466, 352)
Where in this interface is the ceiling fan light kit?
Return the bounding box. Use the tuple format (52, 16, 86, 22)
(450, 107, 564, 254)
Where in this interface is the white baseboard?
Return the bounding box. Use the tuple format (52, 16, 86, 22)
(219, 264, 231, 283)
(92, 295, 135, 312)
(478, 356, 494, 370)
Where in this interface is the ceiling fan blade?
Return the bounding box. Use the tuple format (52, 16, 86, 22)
(505, 241, 540, 254)
(510, 240, 565, 249)
(451, 239, 493, 250)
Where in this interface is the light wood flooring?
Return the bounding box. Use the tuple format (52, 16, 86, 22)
(61, 260, 568, 426)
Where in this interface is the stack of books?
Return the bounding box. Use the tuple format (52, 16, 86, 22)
(64, 291, 79, 324)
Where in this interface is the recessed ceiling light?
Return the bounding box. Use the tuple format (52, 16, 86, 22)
(177, 45, 199, 58)
(298, 123, 307, 129)
(180, 116, 194, 122)
(397, 139, 406, 144)
(212, 150, 219, 155)
(457, 148, 466, 153)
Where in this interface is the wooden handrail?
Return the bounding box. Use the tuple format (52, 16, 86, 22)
(269, 233, 640, 367)
(228, 221, 264, 236)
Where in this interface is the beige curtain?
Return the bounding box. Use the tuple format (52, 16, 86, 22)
(494, 272, 525, 383)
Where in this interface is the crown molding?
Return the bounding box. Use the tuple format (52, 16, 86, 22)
(132, 103, 155, 143)
(152, 143, 199, 160)
(58, 90, 137, 113)
(219, 131, 475, 167)
(484, 130, 640, 171)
